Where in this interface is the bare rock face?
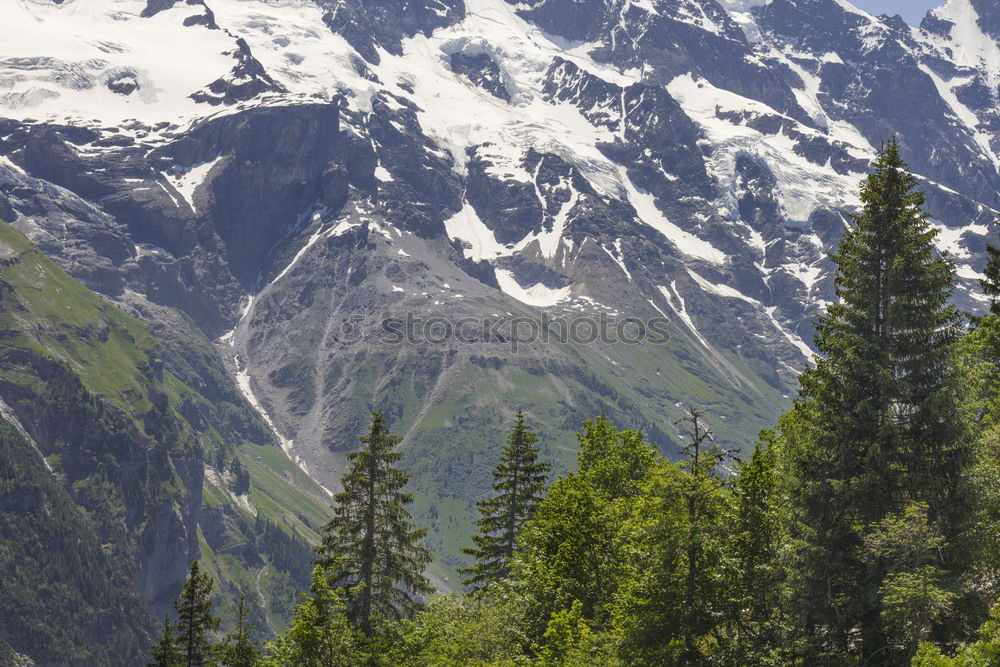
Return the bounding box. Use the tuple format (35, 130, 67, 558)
(191, 39, 285, 106)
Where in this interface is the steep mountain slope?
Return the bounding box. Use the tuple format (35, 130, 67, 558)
(0, 221, 330, 663)
(2, 0, 999, 584)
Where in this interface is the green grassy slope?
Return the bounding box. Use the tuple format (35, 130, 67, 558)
(0, 222, 330, 660)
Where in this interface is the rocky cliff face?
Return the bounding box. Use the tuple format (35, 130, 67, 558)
(2, 0, 999, 583)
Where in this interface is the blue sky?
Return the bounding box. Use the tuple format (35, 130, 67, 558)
(850, 0, 944, 25)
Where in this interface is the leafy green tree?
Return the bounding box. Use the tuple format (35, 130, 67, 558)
(316, 410, 432, 637)
(612, 410, 734, 665)
(265, 565, 360, 667)
(216, 594, 260, 667)
(532, 599, 620, 666)
(460, 410, 550, 592)
(914, 603, 1000, 666)
(515, 416, 659, 642)
(148, 616, 183, 667)
(388, 591, 532, 665)
(785, 139, 966, 662)
(955, 316, 1000, 603)
(175, 561, 220, 667)
(577, 415, 657, 500)
(863, 503, 958, 663)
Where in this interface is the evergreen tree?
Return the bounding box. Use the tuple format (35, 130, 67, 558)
(175, 561, 220, 667)
(785, 139, 966, 662)
(676, 407, 728, 660)
(148, 615, 183, 667)
(460, 410, 550, 591)
(725, 431, 786, 663)
(316, 410, 432, 637)
(216, 594, 260, 667)
(980, 220, 1000, 316)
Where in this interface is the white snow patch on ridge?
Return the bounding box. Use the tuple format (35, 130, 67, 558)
(717, 0, 768, 42)
(162, 156, 222, 214)
(495, 268, 572, 307)
(686, 269, 813, 358)
(618, 165, 727, 264)
(928, 0, 1000, 90)
(917, 63, 999, 167)
(659, 283, 712, 351)
(445, 202, 508, 262)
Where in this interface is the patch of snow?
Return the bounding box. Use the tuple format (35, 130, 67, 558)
(957, 263, 985, 281)
(928, 0, 1000, 91)
(329, 219, 361, 237)
(934, 222, 989, 259)
(270, 219, 327, 286)
(495, 268, 572, 307)
(618, 165, 727, 264)
(687, 268, 813, 358)
(0, 0, 238, 125)
(716, 0, 768, 42)
(918, 63, 998, 167)
(162, 156, 222, 214)
(444, 201, 508, 261)
(660, 282, 712, 350)
(505, 173, 580, 259)
(601, 239, 633, 281)
(232, 352, 333, 498)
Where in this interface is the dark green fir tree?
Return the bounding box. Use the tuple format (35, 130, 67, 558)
(316, 410, 432, 637)
(148, 616, 183, 667)
(215, 594, 260, 667)
(676, 406, 733, 662)
(980, 217, 1000, 316)
(784, 138, 966, 663)
(460, 410, 550, 592)
(175, 561, 220, 667)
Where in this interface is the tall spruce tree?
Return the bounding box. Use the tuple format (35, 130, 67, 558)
(460, 410, 550, 591)
(175, 561, 220, 667)
(215, 594, 260, 667)
(785, 139, 966, 662)
(980, 219, 1000, 315)
(316, 410, 432, 637)
(148, 616, 183, 667)
(727, 431, 786, 663)
(676, 406, 734, 662)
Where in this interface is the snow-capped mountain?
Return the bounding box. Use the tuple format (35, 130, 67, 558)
(2, 0, 999, 573)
